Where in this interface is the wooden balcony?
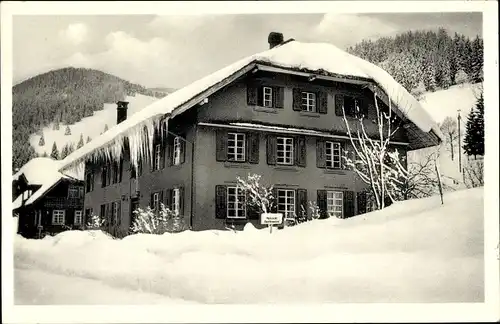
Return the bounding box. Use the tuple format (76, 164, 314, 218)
(43, 197, 84, 209)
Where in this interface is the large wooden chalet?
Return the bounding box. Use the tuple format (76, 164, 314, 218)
(58, 32, 442, 237)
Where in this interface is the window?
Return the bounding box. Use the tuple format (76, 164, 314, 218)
(227, 186, 246, 219)
(326, 141, 342, 169)
(301, 92, 316, 112)
(101, 166, 108, 187)
(343, 96, 359, 117)
(277, 189, 295, 219)
(263, 87, 273, 108)
(172, 188, 180, 216)
(112, 201, 119, 224)
(277, 137, 294, 165)
(68, 186, 79, 199)
(327, 191, 343, 218)
(112, 162, 119, 183)
(78, 186, 84, 198)
(152, 192, 160, 211)
(154, 144, 162, 171)
(227, 133, 246, 162)
(85, 172, 94, 192)
(74, 210, 83, 225)
(52, 210, 65, 225)
(173, 137, 181, 165)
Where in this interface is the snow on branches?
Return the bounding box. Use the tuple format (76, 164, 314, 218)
(130, 203, 186, 235)
(341, 92, 409, 210)
(236, 173, 274, 214)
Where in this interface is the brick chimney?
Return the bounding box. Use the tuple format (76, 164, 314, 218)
(268, 32, 284, 49)
(116, 101, 129, 124)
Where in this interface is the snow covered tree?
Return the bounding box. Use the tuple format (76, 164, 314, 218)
(341, 94, 409, 210)
(53, 120, 60, 131)
(463, 93, 484, 159)
(77, 133, 84, 149)
(471, 36, 484, 83)
(463, 159, 484, 188)
(38, 133, 45, 146)
(64, 125, 71, 135)
(50, 142, 59, 160)
(130, 204, 186, 234)
(42, 151, 48, 157)
(439, 117, 458, 160)
(86, 136, 92, 143)
(60, 144, 70, 159)
(455, 69, 469, 85)
(236, 173, 275, 214)
(103, 124, 109, 132)
(86, 213, 105, 230)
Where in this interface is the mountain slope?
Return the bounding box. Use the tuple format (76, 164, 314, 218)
(12, 67, 171, 171)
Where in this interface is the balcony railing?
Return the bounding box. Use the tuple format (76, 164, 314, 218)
(43, 197, 84, 208)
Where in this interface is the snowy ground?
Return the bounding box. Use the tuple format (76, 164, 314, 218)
(14, 188, 484, 304)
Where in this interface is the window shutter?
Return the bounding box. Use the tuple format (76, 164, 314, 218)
(318, 91, 328, 114)
(180, 138, 186, 164)
(216, 129, 228, 162)
(274, 87, 284, 108)
(166, 136, 174, 166)
(178, 187, 185, 216)
(335, 94, 344, 116)
(117, 201, 122, 226)
(266, 134, 277, 165)
(247, 84, 258, 106)
(247, 132, 260, 164)
(296, 189, 308, 219)
(295, 136, 307, 167)
(215, 185, 227, 219)
(317, 190, 328, 218)
(150, 193, 154, 209)
(341, 142, 348, 169)
(357, 191, 367, 215)
(292, 88, 302, 111)
(119, 159, 124, 182)
(161, 141, 166, 169)
(271, 188, 278, 213)
(316, 138, 326, 168)
(165, 189, 173, 210)
(358, 97, 369, 118)
(344, 190, 355, 218)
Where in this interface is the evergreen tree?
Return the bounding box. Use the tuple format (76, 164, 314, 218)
(60, 144, 69, 159)
(475, 93, 484, 156)
(471, 36, 484, 83)
(86, 136, 92, 143)
(68, 143, 75, 155)
(64, 125, 71, 135)
(104, 124, 109, 132)
(42, 151, 48, 157)
(38, 133, 45, 146)
(50, 142, 59, 160)
(77, 133, 84, 149)
(53, 120, 60, 131)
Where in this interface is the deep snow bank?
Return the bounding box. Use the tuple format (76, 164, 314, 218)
(14, 188, 484, 304)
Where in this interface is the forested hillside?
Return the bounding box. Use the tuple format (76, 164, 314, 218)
(12, 68, 168, 171)
(347, 28, 483, 97)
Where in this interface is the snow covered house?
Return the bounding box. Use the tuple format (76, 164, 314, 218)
(12, 157, 84, 238)
(58, 32, 443, 236)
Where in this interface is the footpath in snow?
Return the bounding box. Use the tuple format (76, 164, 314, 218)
(14, 188, 484, 304)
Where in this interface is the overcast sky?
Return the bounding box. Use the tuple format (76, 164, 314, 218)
(13, 13, 482, 89)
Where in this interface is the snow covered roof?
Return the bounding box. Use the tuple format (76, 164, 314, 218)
(12, 157, 81, 210)
(59, 40, 443, 173)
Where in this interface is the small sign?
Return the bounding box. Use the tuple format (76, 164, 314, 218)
(261, 213, 283, 225)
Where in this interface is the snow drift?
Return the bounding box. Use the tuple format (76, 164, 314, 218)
(14, 188, 484, 304)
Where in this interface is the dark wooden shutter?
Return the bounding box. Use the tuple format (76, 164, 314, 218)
(161, 140, 166, 169)
(335, 94, 344, 116)
(179, 138, 186, 164)
(216, 129, 228, 162)
(341, 142, 347, 169)
(247, 84, 258, 106)
(274, 87, 284, 108)
(166, 136, 174, 166)
(247, 132, 260, 164)
(215, 185, 227, 219)
(316, 138, 326, 168)
(296, 189, 308, 219)
(117, 201, 122, 226)
(357, 191, 367, 215)
(318, 91, 328, 114)
(178, 187, 185, 216)
(150, 193, 154, 209)
(119, 159, 124, 182)
(317, 190, 327, 219)
(295, 136, 306, 167)
(266, 134, 277, 165)
(292, 88, 302, 111)
(271, 188, 278, 213)
(344, 190, 355, 218)
(165, 189, 173, 210)
(359, 97, 369, 118)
